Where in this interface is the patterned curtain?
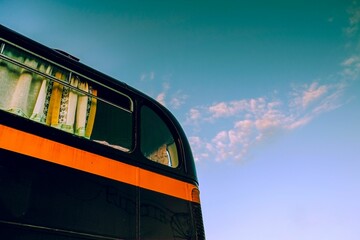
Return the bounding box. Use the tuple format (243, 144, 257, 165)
(45, 73, 97, 138)
(0, 54, 97, 138)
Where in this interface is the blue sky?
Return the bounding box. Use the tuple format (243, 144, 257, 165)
(1, 0, 360, 239)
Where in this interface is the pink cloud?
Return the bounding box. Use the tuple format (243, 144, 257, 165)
(186, 80, 345, 162)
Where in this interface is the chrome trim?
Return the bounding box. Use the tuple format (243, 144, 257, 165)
(0, 46, 132, 114)
(0, 42, 4, 54)
(0, 38, 133, 112)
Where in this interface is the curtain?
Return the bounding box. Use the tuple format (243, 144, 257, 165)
(0, 59, 42, 118)
(0, 56, 97, 138)
(0, 61, 16, 110)
(30, 65, 52, 123)
(46, 73, 97, 137)
(0, 49, 25, 110)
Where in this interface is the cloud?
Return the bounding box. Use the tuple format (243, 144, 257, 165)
(302, 83, 328, 108)
(154, 81, 188, 109)
(341, 56, 360, 79)
(208, 100, 249, 119)
(189, 136, 211, 161)
(140, 71, 155, 82)
(186, 81, 345, 162)
(155, 82, 169, 106)
(290, 82, 329, 109)
(342, 56, 359, 66)
(345, 4, 360, 37)
(188, 108, 201, 121)
(170, 90, 188, 109)
(149, 2, 358, 163)
(341, 3, 360, 81)
(285, 116, 312, 130)
(138, 71, 188, 109)
(156, 92, 166, 106)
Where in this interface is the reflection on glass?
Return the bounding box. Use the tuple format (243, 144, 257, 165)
(141, 106, 179, 168)
(0, 42, 133, 152)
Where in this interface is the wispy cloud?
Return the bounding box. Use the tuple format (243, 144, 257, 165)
(343, 3, 360, 81)
(299, 82, 328, 108)
(345, 3, 360, 37)
(155, 82, 170, 106)
(156, 92, 167, 106)
(208, 100, 249, 119)
(170, 90, 188, 109)
(289, 82, 342, 113)
(138, 72, 187, 108)
(186, 4, 360, 163)
(186, 81, 345, 162)
(140, 71, 155, 82)
(341, 55, 360, 79)
(154, 80, 188, 109)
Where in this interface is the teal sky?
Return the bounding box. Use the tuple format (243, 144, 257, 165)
(1, 0, 360, 239)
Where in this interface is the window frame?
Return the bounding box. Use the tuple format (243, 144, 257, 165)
(139, 103, 183, 169)
(0, 40, 135, 153)
(0, 37, 188, 175)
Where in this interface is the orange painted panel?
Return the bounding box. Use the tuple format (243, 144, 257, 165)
(0, 124, 199, 203)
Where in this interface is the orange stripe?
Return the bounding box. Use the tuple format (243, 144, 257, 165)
(0, 124, 199, 203)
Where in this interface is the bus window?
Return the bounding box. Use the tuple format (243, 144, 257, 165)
(140, 106, 179, 168)
(0, 26, 205, 239)
(0, 42, 133, 152)
(91, 97, 133, 152)
(0, 43, 68, 119)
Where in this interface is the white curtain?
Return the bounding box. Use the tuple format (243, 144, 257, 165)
(75, 81, 89, 137)
(2, 59, 42, 117)
(31, 65, 52, 123)
(0, 57, 97, 138)
(0, 62, 16, 110)
(0, 52, 24, 110)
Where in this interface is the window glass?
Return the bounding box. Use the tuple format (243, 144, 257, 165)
(91, 98, 132, 151)
(140, 106, 179, 168)
(0, 42, 133, 152)
(0, 43, 68, 119)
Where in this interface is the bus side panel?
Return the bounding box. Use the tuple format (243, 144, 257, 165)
(139, 188, 195, 240)
(0, 149, 137, 239)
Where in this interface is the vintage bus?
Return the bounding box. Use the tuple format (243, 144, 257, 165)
(0, 24, 205, 240)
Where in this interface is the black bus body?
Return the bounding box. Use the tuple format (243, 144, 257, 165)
(0, 25, 205, 240)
